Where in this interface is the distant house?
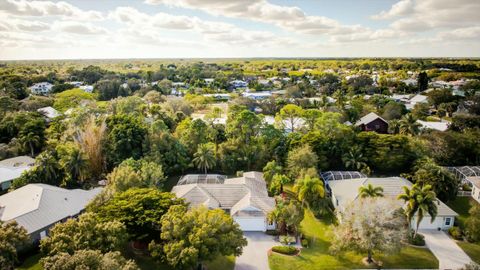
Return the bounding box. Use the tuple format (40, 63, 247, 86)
(0, 156, 35, 190)
(417, 120, 450, 132)
(203, 93, 231, 101)
(79, 85, 94, 93)
(355, 112, 389, 133)
(37, 106, 61, 121)
(467, 177, 480, 204)
(172, 172, 275, 232)
(328, 177, 458, 230)
(242, 91, 272, 100)
(0, 184, 102, 242)
(29, 82, 53, 95)
(230, 80, 248, 89)
(67, 81, 83, 87)
(204, 78, 214, 85)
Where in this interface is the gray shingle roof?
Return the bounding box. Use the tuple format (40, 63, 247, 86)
(329, 177, 457, 217)
(0, 184, 102, 234)
(172, 171, 275, 216)
(355, 112, 387, 126)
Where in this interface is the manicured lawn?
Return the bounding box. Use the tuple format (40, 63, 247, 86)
(447, 197, 480, 264)
(16, 254, 42, 270)
(447, 196, 478, 228)
(18, 252, 234, 270)
(269, 210, 439, 270)
(458, 241, 480, 264)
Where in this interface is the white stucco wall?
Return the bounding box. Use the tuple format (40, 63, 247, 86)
(411, 216, 455, 230)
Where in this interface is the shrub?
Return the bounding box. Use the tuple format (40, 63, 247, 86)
(408, 232, 425, 246)
(301, 239, 309, 248)
(271, 246, 297, 255)
(279, 235, 296, 245)
(462, 184, 472, 191)
(265, 230, 279, 236)
(449, 226, 463, 240)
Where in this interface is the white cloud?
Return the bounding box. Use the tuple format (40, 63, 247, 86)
(371, 0, 413, 20)
(437, 26, 480, 40)
(0, 0, 103, 20)
(375, 0, 480, 32)
(53, 21, 107, 35)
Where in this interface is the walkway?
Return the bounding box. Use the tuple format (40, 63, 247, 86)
(234, 232, 277, 270)
(420, 229, 472, 270)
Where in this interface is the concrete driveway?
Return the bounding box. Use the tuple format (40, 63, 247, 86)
(420, 229, 471, 270)
(234, 232, 277, 270)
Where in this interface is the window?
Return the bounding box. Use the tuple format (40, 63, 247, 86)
(445, 217, 451, 226)
(375, 124, 380, 129)
(40, 231, 47, 239)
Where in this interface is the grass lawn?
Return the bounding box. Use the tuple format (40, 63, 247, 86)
(16, 254, 42, 270)
(18, 252, 234, 270)
(458, 241, 480, 264)
(269, 210, 439, 270)
(447, 197, 480, 264)
(447, 196, 478, 228)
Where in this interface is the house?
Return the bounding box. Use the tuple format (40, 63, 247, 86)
(242, 91, 272, 100)
(204, 78, 214, 85)
(355, 112, 389, 133)
(79, 85, 94, 93)
(0, 184, 102, 241)
(263, 115, 305, 133)
(37, 106, 61, 121)
(417, 120, 450, 132)
(328, 177, 458, 230)
(171, 172, 276, 232)
(230, 80, 248, 89)
(0, 156, 35, 190)
(29, 82, 53, 95)
(67, 81, 83, 87)
(467, 177, 480, 204)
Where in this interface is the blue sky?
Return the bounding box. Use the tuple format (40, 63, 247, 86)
(0, 0, 479, 59)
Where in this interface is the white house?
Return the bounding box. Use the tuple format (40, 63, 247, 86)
(0, 184, 102, 241)
(67, 81, 83, 87)
(171, 172, 276, 232)
(79, 85, 94, 93)
(466, 177, 480, 204)
(242, 91, 272, 100)
(0, 156, 35, 190)
(37, 106, 61, 120)
(417, 120, 450, 132)
(230, 80, 248, 89)
(328, 177, 458, 230)
(29, 82, 53, 95)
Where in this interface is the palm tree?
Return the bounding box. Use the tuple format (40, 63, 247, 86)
(388, 119, 400, 134)
(399, 114, 421, 136)
(293, 175, 325, 208)
(398, 184, 438, 236)
(19, 131, 41, 157)
(63, 148, 87, 183)
(342, 146, 367, 171)
(359, 184, 384, 198)
(192, 144, 216, 174)
(36, 151, 60, 185)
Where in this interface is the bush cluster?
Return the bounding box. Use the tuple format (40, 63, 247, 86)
(272, 246, 297, 255)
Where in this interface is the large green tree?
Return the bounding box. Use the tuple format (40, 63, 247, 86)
(192, 143, 216, 174)
(286, 144, 318, 178)
(106, 114, 147, 166)
(93, 188, 185, 241)
(41, 249, 139, 270)
(150, 205, 247, 269)
(0, 221, 29, 270)
(40, 213, 128, 256)
(293, 175, 325, 208)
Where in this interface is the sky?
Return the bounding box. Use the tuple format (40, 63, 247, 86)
(0, 0, 479, 60)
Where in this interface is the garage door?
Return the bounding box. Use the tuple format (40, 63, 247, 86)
(234, 217, 266, 231)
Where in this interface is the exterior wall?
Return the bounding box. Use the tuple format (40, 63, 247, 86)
(363, 118, 389, 134)
(234, 217, 267, 232)
(411, 216, 455, 230)
(472, 185, 480, 204)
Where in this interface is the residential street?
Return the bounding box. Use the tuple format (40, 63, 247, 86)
(234, 232, 277, 270)
(420, 229, 472, 270)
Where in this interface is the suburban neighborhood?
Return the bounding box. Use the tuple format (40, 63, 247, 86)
(1, 0, 480, 270)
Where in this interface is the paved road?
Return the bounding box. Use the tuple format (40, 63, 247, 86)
(234, 232, 277, 270)
(420, 229, 471, 270)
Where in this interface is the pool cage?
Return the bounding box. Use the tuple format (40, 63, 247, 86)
(320, 171, 367, 183)
(177, 174, 227, 185)
(446, 166, 480, 184)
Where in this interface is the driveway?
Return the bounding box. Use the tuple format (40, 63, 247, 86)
(234, 232, 277, 270)
(420, 229, 471, 270)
